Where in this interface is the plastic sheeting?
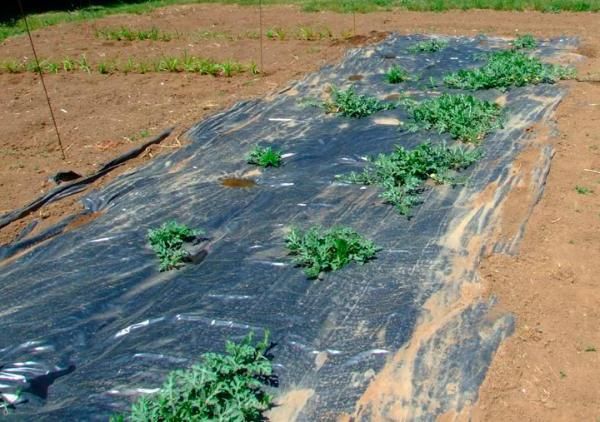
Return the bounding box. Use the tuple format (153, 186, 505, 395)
(0, 34, 575, 421)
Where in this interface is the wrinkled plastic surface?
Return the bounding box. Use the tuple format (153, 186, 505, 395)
(0, 35, 574, 421)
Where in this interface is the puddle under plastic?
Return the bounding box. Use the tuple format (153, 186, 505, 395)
(220, 177, 257, 188)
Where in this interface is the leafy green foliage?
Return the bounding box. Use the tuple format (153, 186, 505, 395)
(148, 221, 201, 271)
(408, 39, 448, 53)
(443, 50, 576, 90)
(341, 142, 481, 215)
(324, 86, 396, 118)
(512, 34, 538, 50)
(286, 227, 378, 278)
(112, 333, 273, 422)
(385, 65, 410, 84)
(409, 93, 502, 143)
(575, 185, 593, 195)
(247, 146, 283, 168)
(95, 26, 174, 41)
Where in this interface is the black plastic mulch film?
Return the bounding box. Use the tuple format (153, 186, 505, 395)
(0, 34, 575, 421)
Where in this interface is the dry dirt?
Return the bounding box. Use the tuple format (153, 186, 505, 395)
(0, 4, 599, 420)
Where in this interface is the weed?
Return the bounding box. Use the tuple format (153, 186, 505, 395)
(286, 226, 378, 279)
(585, 346, 597, 352)
(559, 370, 567, 378)
(385, 65, 410, 84)
(512, 34, 538, 50)
(148, 221, 201, 271)
(247, 146, 283, 168)
(408, 39, 448, 53)
(408, 93, 502, 143)
(324, 86, 396, 118)
(444, 50, 576, 90)
(575, 185, 593, 195)
(340, 142, 481, 215)
(111, 332, 273, 421)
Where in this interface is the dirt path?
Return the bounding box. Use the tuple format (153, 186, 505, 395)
(0, 5, 599, 419)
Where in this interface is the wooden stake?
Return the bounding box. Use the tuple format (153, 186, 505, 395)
(17, 0, 66, 160)
(259, 0, 264, 75)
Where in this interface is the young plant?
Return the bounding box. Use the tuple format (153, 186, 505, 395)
(148, 221, 201, 271)
(385, 65, 410, 84)
(285, 226, 378, 279)
(111, 332, 274, 421)
(512, 34, 537, 50)
(247, 146, 283, 168)
(409, 93, 503, 143)
(575, 185, 593, 195)
(266, 27, 286, 40)
(408, 39, 448, 53)
(340, 142, 481, 215)
(443, 50, 575, 90)
(324, 86, 396, 118)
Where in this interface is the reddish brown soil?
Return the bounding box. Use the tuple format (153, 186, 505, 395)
(0, 5, 599, 419)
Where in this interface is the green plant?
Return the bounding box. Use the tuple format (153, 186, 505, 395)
(340, 142, 481, 215)
(575, 185, 593, 195)
(443, 50, 576, 90)
(408, 39, 448, 53)
(266, 27, 286, 40)
(585, 346, 597, 352)
(512, 34, 538, 49)
(247, 146, 283, 168)
(286, 226, 379, 278)
(96, 26, 173, 41)
(385, 65, 410, 84)
(78, 54, 91, 73)
(408, 93, 503, 143)
(112, 332, 273, 421)
(324, 86, 396, 118)
(148, 221, 201, 271)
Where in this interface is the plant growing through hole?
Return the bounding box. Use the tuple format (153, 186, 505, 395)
(408, 93, 503, 143)
(247, 146, 283, 168)
(443, 50, 575, 90)
(339, 142, 481, 215)
(323, 86, 396, 118)
(512, 34, 538, 50)
(285, 226, 379, 279)
(575, 185, 593, 195)
(110, 332, 274, 422)
(148, 221, 202, 271)
(408, 39, 448, 53)
(385, 65, 410, 84)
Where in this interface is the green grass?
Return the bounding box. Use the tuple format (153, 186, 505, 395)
(3, 1, 598, 44)
(0, 55, 248, 76)
(324, 86, 397, 118)
(512, 34, 538, 49)
(148, 221, 201, 271)
(95, 26, 175, 41)
(408, 38, 448, 53)
(285, 226, 379, 278)
(111, 332, 273, 422)
(575, 185, 593, 195)
(247, 146, 283, 167)
(444, 50, 576, 90)
(385, 65, 410, 83)
(409, 93, 503, 143)
(340, 142, 481, 215)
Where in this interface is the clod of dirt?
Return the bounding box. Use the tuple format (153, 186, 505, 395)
(220, 177, 257, 188)
(348, 74, 364, 81)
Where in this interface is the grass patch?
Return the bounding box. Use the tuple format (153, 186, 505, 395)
(286, 226, 379, 279)
(95, 26, 175, 41)
(408, 93, 503, 143)
(512, 34, 538, 49)
(323, 86, 397, 118)
(385, 65, 410, 83)
(111, 332, 273, 422)
(340, 142, 481, 215)
(408, 39, 448, 53)
(575, 185, 593, 195)
(247, 146, 283, 167)
(148, 221, 201, 271)
(444, 50, 576, 90)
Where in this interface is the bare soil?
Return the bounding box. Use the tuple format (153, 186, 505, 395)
(0, 4, 599, 420)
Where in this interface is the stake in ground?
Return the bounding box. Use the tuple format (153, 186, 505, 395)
(443, 50, 575, 90)
(286, 226, 379, 279)
(408, 93, 503, 143)
(247, 146, 283, 168)
(148, 221, 201, 271)
(110, 333, 274, 422)
(323, 86, 397, 118)
(340, 142, 481, 215)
